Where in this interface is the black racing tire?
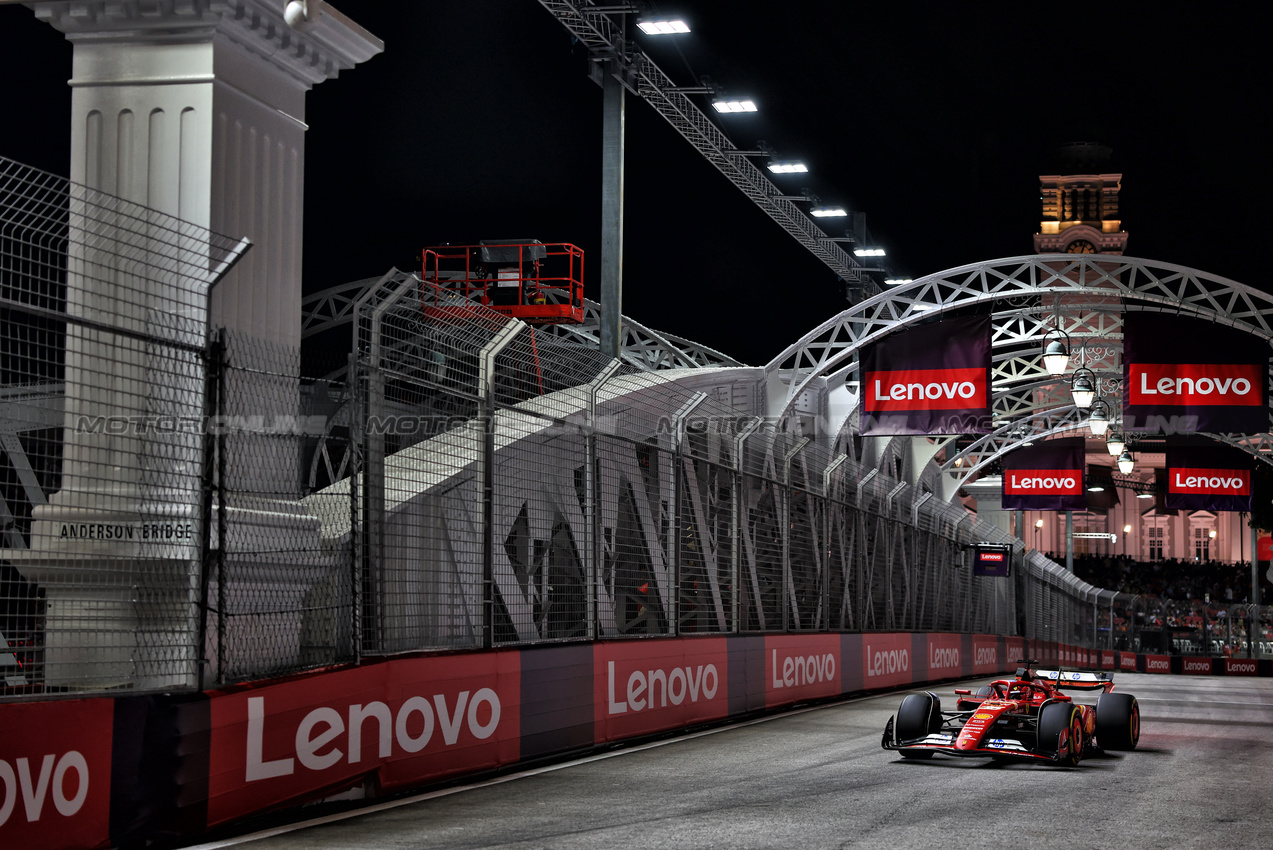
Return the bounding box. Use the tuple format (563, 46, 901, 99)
(1038, 701, 1082, 766)
(1096, 692, 1141, 751)
(895, 692, 941, 759)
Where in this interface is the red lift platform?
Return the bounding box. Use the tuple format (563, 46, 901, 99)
(422, 239, 585, 325)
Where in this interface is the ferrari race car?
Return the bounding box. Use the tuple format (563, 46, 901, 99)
(881, 660, 1140, 765)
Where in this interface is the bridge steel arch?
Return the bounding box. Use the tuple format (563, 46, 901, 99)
(762, 255, 1273, 495)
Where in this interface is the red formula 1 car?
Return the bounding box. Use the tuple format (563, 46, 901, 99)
(881, 660, 1140, 765)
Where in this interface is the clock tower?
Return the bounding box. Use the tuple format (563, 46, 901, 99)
(1033, 142, 1129, 254)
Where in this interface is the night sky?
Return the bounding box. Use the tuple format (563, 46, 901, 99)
(2, 1, 1269, 367)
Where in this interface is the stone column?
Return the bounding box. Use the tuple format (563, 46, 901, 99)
(6, 0, 381, 689)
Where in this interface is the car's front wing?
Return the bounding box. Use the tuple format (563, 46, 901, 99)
(881, 718, 1058, 762)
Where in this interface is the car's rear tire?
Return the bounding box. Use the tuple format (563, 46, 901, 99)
(1038, 702, 1082, 766)
(895, 692, 940, 759)
(1096, 692, 1140, 750)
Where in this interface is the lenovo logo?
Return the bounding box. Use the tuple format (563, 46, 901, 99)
(1171, 468, 1250, 495)
(866, 646, 910, 677)
(974, 647, 996, 666)
(864, 367, 986, 411)
(929, 646, 960, 671)
(1129, 363, 1261, 406)
(979, 552, 1004, 562)
(1183, 658, 1212, 673)
(771, 650, 836, 688)
(244, 690, 501, 783)
(609, 661, 719, 714)
(1146, 658, 1170, 672)
(1121, 654, 1137, 670)
(0, 751, 90, 827)
(1226, 660, 1257, 675)
(1005, 470, 1082, 495)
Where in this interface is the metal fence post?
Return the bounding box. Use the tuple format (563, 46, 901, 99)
(587, 360, 623, 639)
(780, 438, 810, 632)
(197, 329, 226, 689)
(822, 455, 849, 632)
(670, 393, 708, 636)
(479, 321, 524, 649)
(732, 419, 761, 633)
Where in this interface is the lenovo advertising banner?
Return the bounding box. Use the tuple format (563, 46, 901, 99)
(1001, 437, 1087, 511)
(206, 653, 521, 828)
(595, 638, 729, 742)
(1165, 445, 1253, 511)
(860, 314, 992, 435)
(0, 698, 114, 850)
(862, 633, 914, 690)
(765, 635, 841, 708)
(972, 544, 1011, 576)
(972, 636, 1000, 675)
(1123, 312, 1268, 434)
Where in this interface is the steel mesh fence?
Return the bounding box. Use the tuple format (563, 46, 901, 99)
(204, 331, 355, 684)
(1, 155, 245, 697)
(2, 153, 1187, 698)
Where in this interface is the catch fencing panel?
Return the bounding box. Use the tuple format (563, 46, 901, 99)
(0, 156, 245, 697)
(1, 156, 1156, 696)
(205, 331, 354, 683)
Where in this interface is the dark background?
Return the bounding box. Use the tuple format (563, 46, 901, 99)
(2, 1, 1268, 366)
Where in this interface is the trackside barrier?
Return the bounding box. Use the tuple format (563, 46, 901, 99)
(3, 634, 1271, 848)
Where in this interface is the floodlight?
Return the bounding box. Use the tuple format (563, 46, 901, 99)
(638, 20, 690, 34)
(854, 248, 886, 257)
(810, 207, 847, 217)
(712, 99, 757, 113)
(767, 161, 809, 174)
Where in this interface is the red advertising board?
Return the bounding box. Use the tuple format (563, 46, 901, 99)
(765, 635, 841, 708)
(0, 698, 113, 850)
(1005, 638, 1025, 667)
(924, 633, 964, 679)
(1120, 652, 1138, 672)
(1101, 650, 1116, 670)
(1182, 656, 1213, 675)
(594, 638, 729, 742)
(1144, 654, 1171, 674)
(207, 652, 521, 827)
(862, 633, 914, 690)
(972, 636, 1000, 675)
(1225, 658, 1259, 676)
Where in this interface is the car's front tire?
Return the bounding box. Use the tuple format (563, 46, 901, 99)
(1096, 692, 1140, 751)
(895, 692, 941, 759)
(1038, 701, 1083, 766)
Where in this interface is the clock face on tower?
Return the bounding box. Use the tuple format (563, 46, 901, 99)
(1066, 239, 1097, 254)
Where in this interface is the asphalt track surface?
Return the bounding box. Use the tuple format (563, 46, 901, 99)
(190, 673, 1273, 850)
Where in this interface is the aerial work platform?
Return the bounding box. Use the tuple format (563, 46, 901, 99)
(423, 239, 585, 324)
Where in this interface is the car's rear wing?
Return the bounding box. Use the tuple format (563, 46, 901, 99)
(1033, 669, 1113, 690)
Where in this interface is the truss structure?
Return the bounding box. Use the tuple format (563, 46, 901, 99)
(762, 255, 1273, 485)
(301, 271, 743, 376)
(535, 1, 873, 297)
